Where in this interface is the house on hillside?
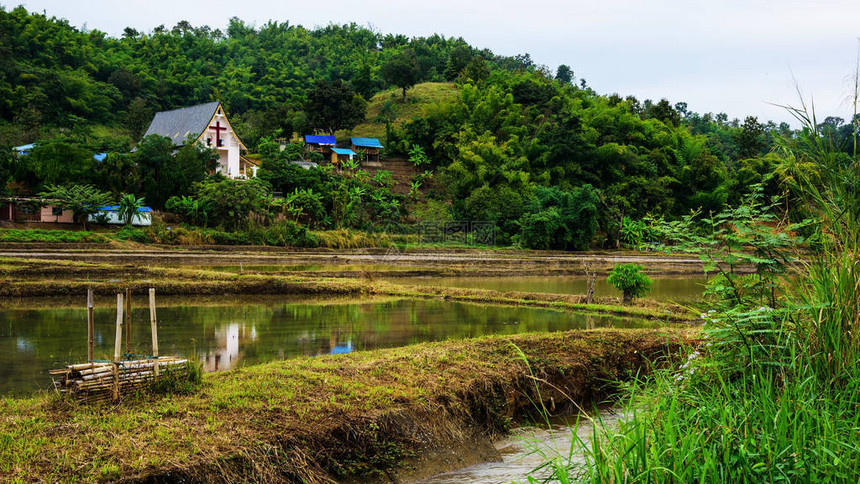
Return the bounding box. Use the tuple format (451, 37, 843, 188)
(0, 198, 75, 224)
(88, 206, 153, 226)
(0, 198, 152, 225)
(304, 135, 336, 155)
(331, 148, 356, 166)
(143, 101, 257, 179)
(13, 144, 34, 156)
(350, 137, 383, 161)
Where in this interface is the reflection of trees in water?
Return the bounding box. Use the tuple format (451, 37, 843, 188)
(0, 299, 660, 396)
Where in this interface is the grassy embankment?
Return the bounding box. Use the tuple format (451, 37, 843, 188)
(0, 257, 697, 322)
(0, 329, 691, 483)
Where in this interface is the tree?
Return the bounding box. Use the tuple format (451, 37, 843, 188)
(517, 185, 600, 251)
(38, 184, 113, 229)
(193, 178, 269, 231)
(304, 80, 367, 133)
(444, 45, 472, 80)
(459, 57, 490, 84)
(381, 49, 419, 101)
(117, 193, 146, 225)
(737, 116, 767, 159)
(125, 97, 153, 141)
(606, 264, 652, 303)
(555, 64, 573, 84)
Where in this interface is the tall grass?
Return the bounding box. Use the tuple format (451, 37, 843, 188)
(528, 100, 860, 482)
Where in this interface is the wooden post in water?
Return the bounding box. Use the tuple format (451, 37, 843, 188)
(113, 293, 124, 401)
(124, 288, 132, 354)
(149, 288, 159, 378)
(87, 288, 94, 363)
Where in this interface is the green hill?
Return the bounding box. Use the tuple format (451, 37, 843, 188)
(343, 82, 460, 140)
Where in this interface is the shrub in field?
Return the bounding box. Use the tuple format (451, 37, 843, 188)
(606, 264, 651, 303)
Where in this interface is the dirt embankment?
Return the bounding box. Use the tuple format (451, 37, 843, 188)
(0, 245, 717, 275)
(0, 329, 693, 483)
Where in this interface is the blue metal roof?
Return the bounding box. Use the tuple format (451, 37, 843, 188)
(350, 137, 383, 148)
(331, 148, 356, 156)
(304, 135, 336, 145)
(97, 205, 153, 213)
(14, 143, 34, 154)
(93, 153, 107, 162)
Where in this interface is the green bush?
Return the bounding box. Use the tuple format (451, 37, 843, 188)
(606, 264, 651, 302)
(114, 225, 149, 243)
(248, 220, 318, 247)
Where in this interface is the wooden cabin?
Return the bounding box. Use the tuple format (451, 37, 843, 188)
(331, 148, 357, 166)
(350, 137, 383, 161)
(304, 135, 336, 155)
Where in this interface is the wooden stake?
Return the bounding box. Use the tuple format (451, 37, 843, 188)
(114, 293, 123, 402)
(87, 288, 94, 363)
(124, 288, 131, 353)
(114, 293, 123, 362)
(149, 288, 159, 378)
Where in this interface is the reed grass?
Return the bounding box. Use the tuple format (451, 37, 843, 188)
(522, 94, 860, 482)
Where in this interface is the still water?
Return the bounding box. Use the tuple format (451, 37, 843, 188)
(0, 296, 660, 397)
(389, 276, 707, 304)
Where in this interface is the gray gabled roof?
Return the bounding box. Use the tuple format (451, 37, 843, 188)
(142, 101, 220, 146)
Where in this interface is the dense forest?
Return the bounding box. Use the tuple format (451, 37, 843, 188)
(1, 5, 858, 249)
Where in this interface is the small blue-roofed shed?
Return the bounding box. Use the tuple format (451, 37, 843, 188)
(304, 135, 336, 155)
(350, 137, 383, 161)
(330, 147, 356, 165)
(87, 205, 153, 226)
(13, 144, 35, 156)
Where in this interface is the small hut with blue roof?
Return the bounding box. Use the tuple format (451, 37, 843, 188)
(304, 135, 336, 155)
(330, 147, 357, 166)
(350, 137, 383, 161)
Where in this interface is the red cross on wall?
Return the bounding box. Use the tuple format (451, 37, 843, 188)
(209, 121, 226, 147)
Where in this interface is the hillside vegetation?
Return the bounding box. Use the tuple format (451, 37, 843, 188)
(346, 82, 460, 139)
(1, 5, 858, 251)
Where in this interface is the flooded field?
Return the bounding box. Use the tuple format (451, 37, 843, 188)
(389, 275, 707, 304)
(0, 296, 662, 397)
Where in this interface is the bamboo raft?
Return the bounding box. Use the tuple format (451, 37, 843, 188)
(48, 287, 186, 403)
(50, 357, 188, 403)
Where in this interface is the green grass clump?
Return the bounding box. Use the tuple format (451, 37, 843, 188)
(148, 360, 203, 396)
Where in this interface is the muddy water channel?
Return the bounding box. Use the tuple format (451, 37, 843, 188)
(0, 296, 662, 397)
(421, 410, 619, 483)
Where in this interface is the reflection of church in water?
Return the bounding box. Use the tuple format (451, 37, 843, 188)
(201, 323, 256, 372)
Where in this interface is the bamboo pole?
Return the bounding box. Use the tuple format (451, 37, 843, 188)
(149, 288, 159, 378)
(87, 288, 94, 363)
(113, 293, 123, 401)
(125, 288, 132, 353)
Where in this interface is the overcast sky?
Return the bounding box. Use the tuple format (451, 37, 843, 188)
(10, 0, 860, 125)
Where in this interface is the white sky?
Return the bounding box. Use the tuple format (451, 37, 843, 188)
(10, 0, 860, 125)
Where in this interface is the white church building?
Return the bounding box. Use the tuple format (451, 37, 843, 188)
(142, 101, 257, 179)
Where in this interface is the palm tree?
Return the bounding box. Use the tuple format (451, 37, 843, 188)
(118, 193, 146, 225)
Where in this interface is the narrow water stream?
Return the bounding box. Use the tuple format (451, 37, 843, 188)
(419, 409, 619, 483)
